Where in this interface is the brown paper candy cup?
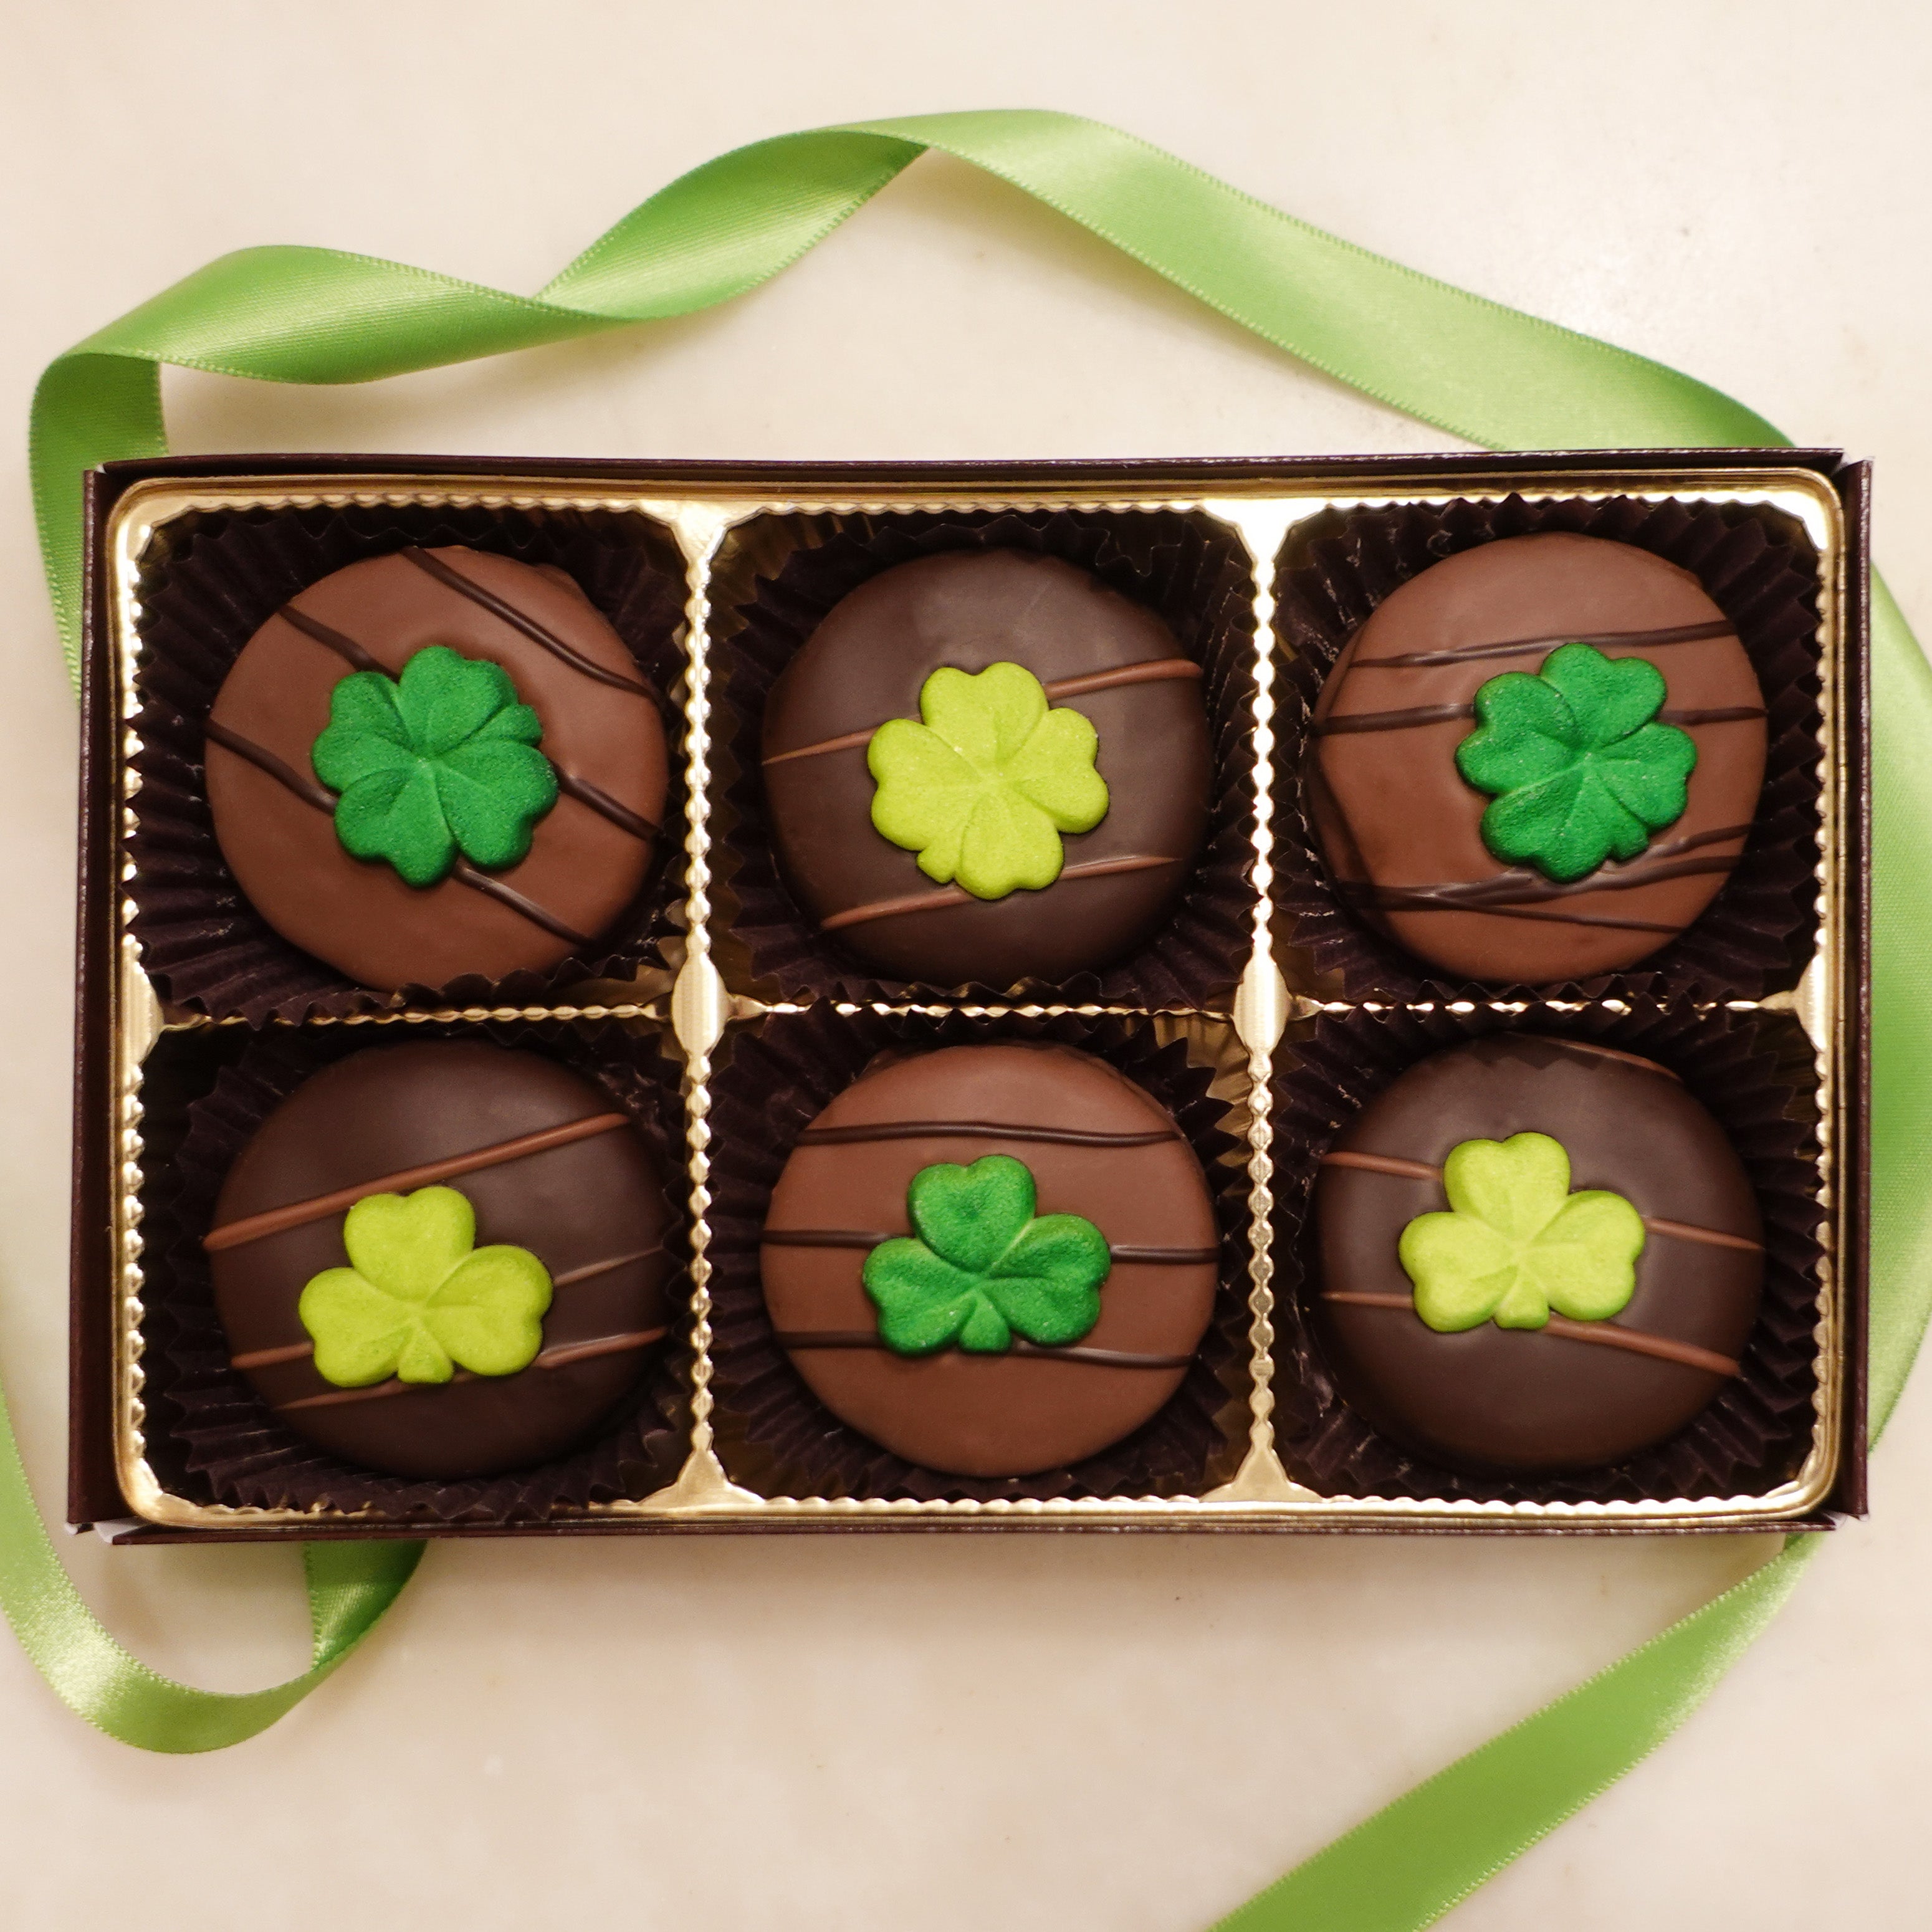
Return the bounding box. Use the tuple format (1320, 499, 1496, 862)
(136, 1019, 692, 1524)
(127, 501, 690, 1024)
(1273, 494, 1823, 1000)
(704, 1007, 1253, 1501)
(1270, 1000, 1825, 1506)
(709, 506, 1258, 1005)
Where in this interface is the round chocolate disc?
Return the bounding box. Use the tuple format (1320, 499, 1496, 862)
(760, 550, 1213, 988)
(207, 1041, 676, 1480)
(759, 1042, 1221, 1477)
(206, 547, 669, 993)
(1306, 532, 1768, 982)
(1313, 1035, 1764, 1475)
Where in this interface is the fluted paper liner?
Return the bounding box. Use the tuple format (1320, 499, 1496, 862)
(709, 507, 1258, 1006)
(127, 501, 690, 1025)
(138, 1020, 692, 1524)
(704, 1007, 1253, 1501)
(1270, 1000, 1825, 1506)
(1273, 494, 1823, 1001)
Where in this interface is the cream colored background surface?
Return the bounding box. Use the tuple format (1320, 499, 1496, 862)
(2, 5, 1930, 1928)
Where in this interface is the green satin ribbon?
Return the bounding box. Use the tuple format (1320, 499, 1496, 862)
(24, 109, 1932, 1924)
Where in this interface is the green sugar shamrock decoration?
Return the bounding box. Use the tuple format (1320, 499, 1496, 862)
(299, 1185, 553, 1387)
(867, 662, 1109, 899)
(1397, 1132, 1646, 1334)
(861, 1154, 1112, 1356)
(310, 644, 559, 887)
(1454, 643, 1698, 882)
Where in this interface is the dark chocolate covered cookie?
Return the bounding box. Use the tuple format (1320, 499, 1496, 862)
(206, 1040, 677, 1480)
(1313, 1033, 1764, 1475)
(760, 550, 1213, 988)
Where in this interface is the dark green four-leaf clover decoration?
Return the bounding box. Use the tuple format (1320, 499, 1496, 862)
(1398, 1132, 1645, 1334)
(1455, 643, 1697, 882)
(310, 645, 559, 887)
(300, 1184, 553, 1387)
(862, 1154, 1112, 1356)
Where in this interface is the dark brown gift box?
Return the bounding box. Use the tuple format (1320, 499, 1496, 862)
(71, 449, 1869, 1541)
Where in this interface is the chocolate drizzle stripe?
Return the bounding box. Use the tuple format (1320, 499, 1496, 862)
(1317, 702, 1476, 737)
(553, 771, 660, 843)
(227, 1341, 315, 1372)
(1660, 705, 1769, 727)
(1644, 1217, 1765, 1254)
(1353, 618, 1738, 671)
(1341, 843, 1749, 909)
(758, 1228, 1215, 1263)
(1334, 833, 1751, 922)
(759, 1228, 897, 1248)
(1542, 1040, 1682, 1081)
(795, 1121, 1181, 1149)
(761, 725, 875, 768)
(204, 716, 603, 949)
(550, 1245, 667, 1288)
(204, 719, 338, 812)
(770, 1330, 1197, 1370)
(273, 1326, 671, 1411)
(820, 854, 1180, 932)
(442, 859, 590, 944)
(1320, 1293, 1740, 1378)
(398, 548, 657, 699)
(276, 603, 384, 672)
(533, 1327, 671, 1370)
(761, 659, 1205, 768)
(1316, 701, 1767, 737)
(228, 1250, 666, 1374)
(1039, 659, 1203, 699)
(1319, 1158, 1754, 1255)
(204, 1113, 633, 1251)
(1321, 1150, 1440, 1181)
(1387, 903, 1685, 935)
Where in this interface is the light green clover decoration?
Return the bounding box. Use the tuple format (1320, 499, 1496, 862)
(1397, 1132, 1646, 1334)
(867, 662, 1109, 899)
(1454, 643, 1698, 883)
(299, 1185, 553, 1387)
(862, 1154, 1112, 1356)
(310, 644, 559, 888)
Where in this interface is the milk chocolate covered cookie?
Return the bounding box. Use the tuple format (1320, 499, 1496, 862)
(759, 1041, 1222, 1476)
(204, 547, 669, 992)
(1306, 533, 1767, 982)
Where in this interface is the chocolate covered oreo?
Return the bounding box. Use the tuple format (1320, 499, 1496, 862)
(205, 1040, 677, 1481)
(759, 550, 1213, 989)
(1306, 532, 1769, 983)
(758, 1041, 1222, 1477)
(204, 546, 669, 993)
(1313, 1034, 1766, 1475)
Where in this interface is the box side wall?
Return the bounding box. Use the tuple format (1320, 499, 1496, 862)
(69, 469, 132, 1528)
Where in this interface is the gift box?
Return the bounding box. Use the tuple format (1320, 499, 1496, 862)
(70, 449, 1868, 1539)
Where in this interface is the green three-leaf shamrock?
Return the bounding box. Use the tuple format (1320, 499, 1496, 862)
(299, 1185, 553, 1387)
(861, 1154, 1112, 1356)
(1454, 643, 1698, 882)
(868, 662, 1110, 899)
(1397, 1132, 1646, 1334)
(310, 644, 559, 887)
